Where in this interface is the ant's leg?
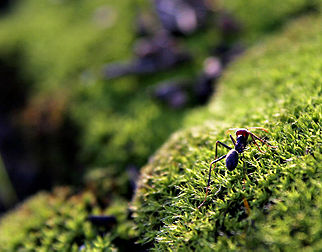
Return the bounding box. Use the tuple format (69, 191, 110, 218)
(213, 141, 231, 175)
(213, 140, 231, 183)
(227, 127, 268, 135)
(250, 134, 265, 153)
(197, 154, 226, 209)
(226, 128, 239, 134)
(250, 132, 277, 150)
(197, 141, 231, 209)
(213, 141, 231, 179)
(230, 134, 236, 146)
(216, 140, 232, 152)
(247, 127, 268, 133)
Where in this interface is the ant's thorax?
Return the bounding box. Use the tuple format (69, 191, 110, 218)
(235, 135, 247, 153)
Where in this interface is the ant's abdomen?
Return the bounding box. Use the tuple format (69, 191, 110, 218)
(226, 149, 239, 171)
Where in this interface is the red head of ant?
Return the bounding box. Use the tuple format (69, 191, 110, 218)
(197, 127, 276, 209)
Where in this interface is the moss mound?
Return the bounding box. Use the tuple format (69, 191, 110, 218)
(132, 14, 322, 250)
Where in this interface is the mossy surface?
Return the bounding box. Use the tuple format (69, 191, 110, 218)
(132, 14, 322, 250)
(0, 187, 129, 251)
(0, 0, 321, 251)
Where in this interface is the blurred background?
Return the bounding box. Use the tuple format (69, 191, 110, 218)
(0, 0, 318, 215)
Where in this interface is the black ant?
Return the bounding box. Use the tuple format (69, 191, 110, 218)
(197, 127, 276, 209)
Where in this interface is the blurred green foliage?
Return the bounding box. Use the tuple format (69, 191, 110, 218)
(0, 0, 321, 251)
(218, 0, 321, 42)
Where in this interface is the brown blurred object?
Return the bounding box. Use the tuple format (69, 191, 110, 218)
(217, 12, 242, 38)
(18, 93, 67, 135)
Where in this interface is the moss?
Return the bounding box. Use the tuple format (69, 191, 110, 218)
(0, 187, 121, 251)
(0, 0, 321, 251)
(132, 14, 322, 251)
(217, 0, 322, 43)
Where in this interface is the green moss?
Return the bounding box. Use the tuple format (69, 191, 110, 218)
(81, 235, 117, 252)
(132, 14, 322, 251)
(218, 0, 322, 43)
(0, 188, 121, 251)
(0, 0, 321, 251)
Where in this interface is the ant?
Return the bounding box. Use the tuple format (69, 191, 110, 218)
(197, 127, 276, 209)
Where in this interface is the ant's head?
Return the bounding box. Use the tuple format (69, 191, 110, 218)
(235, 128, 249, 138)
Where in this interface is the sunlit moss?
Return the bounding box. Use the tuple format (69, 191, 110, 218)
(132, 14, 322, 251)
